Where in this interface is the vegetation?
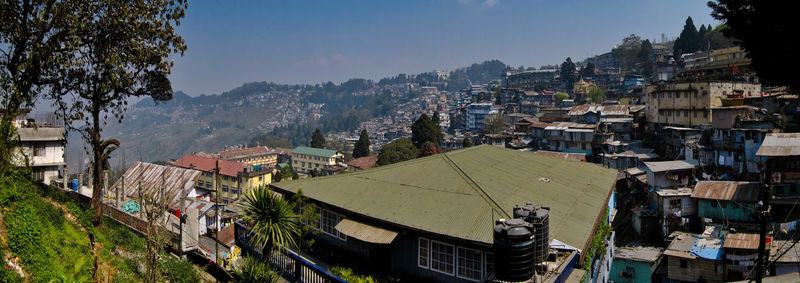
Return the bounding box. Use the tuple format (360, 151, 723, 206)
(352, 129, 371, 158)
(377, 138, 418, 166)
(589, 87, 607, 104)
(273, 165, 298, 182)
(483, 113, 506, 135)
(555, 92, 569, 103)
(461, 137, 473, 148)
(581, 209, 611, 282)
(418, 141, 439, 157)
(709, 1, 797, 90)
(330, 266, 378, 283)
(239, 186, 300, 258)
(0, 169, 198, 282)
(560, 58, 577, 92)
(411, 114, 441, 149)
(673, 17, 701, 58)
(610, 34, 653, 75)
(233, 256, 279, 283)
(310, 128, 326, 148)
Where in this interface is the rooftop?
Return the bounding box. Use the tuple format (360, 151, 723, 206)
(219, 146, 274, 159)
(644, 160, 698, 173)
(16, 127, 64, 141)
(691, 181, 760, 202)
(724, 233, 760, 250)
(270, 145, 618, 249)
(756, 133, 800, 157)
(346, 155, 378, 170)
(534, 150, 586, 162)
(108, 162, 201, 210)
(291, 146, 340, 158)
(614, 246, 663, 263)
(171, 154, 247, 177)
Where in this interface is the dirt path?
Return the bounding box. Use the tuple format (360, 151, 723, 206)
(42, 198, 116, 282)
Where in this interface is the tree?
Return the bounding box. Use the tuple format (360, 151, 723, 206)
(50, 0, 187, 223)
(697, 24, 708, 49)
(377, 138, 418, 166)
(240, 186, 300, 260)
(352, 129, 370, 158)
(555, 92, 569, 104)
(461, 137, 473, 148)
(560, 58, 577, 92)
(709, 1, 799, 90)
(310, 128, 326, 148)
(673, 16, 699, 58)
(483, 112, 506, 135)
(411, 113, 440, 148)
(589, 87, 607, 104)
(432, 110, 441, 130)
(0, 0, 85, 174)
(272, 165, 297, 182)
(611, 34, 643, 72)
(638, 39, 654, 77)
(580, 62, 596, 78)
(419, 141, 439, 157)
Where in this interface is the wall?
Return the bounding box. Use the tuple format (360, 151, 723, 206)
(609, 259, 653, 283)
(697, 199, 757, 223)
(667, 256, 724, 282)
(291, 153, 338, 174)
(645, 82, 760, 127)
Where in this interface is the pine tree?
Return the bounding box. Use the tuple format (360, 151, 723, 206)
(352, 129, 371, 158)
(310, 128, 326, 148)
(411, 114, 440, 148)
(674, 16, 699, 58)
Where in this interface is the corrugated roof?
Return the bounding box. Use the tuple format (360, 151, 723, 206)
(615, 246, 663, 263)
(219, 146, 274, 159)
(172, 155, 246, 177)
(346, 155, 378, 170)
(534, 150, 586, 162)
(335, 219, 398, 244)
(567, 104, 629, 116)
(291, 146, 339, 157)
(665, 232, 698, 259)
(16, 127, 64, 141)
(644, 160, 698, 173)
(270, 145, 618, 248)
(691, 181, 760, 202)
(108, 162, 201, 210)
(724, 233, 760, 250)
(756, 133, 800, 157)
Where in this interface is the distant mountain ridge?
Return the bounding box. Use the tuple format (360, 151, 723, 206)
(66, 59, 508, 171)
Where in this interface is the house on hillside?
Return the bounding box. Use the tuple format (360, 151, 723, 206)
(4, 108, 66, 186)
(290, 146, 345, 175)
(244, 145, 619, 282)
(171, 154, 271, 204)
(643, 160, 699, 189)
(692, 181, 760, 224)
(219, 146, 278, 169)
(664, 229, 725, 283)
(609, 246, 663, 283)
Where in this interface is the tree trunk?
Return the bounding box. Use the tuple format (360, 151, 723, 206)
(90, 106, 104, 224)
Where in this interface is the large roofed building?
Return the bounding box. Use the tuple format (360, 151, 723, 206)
(265, 145, 619, 282)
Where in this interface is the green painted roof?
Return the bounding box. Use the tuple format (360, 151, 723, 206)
(291, 146, 339, 157)
(271, 145, 618, 249)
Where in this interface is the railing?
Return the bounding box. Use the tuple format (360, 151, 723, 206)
(234, 222, 347, 283)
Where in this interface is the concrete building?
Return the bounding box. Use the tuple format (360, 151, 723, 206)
(13, 122, 66, 185)
(290, 146, 344, 175)
(171, 154, 271, 204)
(218, 146, 277, 169)
(465, 103, 500, 132)
(645, 81, 761, 127)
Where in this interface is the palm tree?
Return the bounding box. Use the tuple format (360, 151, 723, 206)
(239, 185, 300, 261)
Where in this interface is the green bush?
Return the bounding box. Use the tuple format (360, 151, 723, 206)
(330, 266, 378, 283)
(161, 256, 201, 283)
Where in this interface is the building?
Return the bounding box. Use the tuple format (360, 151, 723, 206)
(664, 229, 725, 283)
(171, 154, 271, 204)
(12, 120, 66, 185)
(609, 246, 663, 283)
(465, 103, 500, 132)
(502, 69, 558, 91)
(692, 181, 760, 224)
(345, 155, 378, 172)
(645, 81, 761, 127)
(643, 160, 699, 189)
(218, 146, 277, 168)
(266, 145, 618, 282)
(290, 146, 345, 175)
(723, 233, 762, 280)
(652, 187, 697, 238)
(755, 133, 800, 222)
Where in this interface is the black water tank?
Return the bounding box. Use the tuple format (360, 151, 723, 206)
(513, 203, 550, 264)
(493, 218, 535, 282)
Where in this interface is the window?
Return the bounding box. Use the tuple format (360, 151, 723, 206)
(668, 93, 672, 98)
(419, 238, 430, 268)
(457, 247, 483, 281)
(337, 214, 347, 241)
(670, 199, 681, 209)
(694, 111, 698, 118)
(33, 143, 46, 156)
(485, 252, 494, 277)
(306, 205, 320, 229)
(222, 185, 229, 192)
(684, 111, 688, 117)
(667, 111, 672, 116)
(430, 240, 455, 275)
(685, 92, 689, 98)
(321, 209, 342, 239)
(231, 188, 239, 195)
(702, 90, 708, 96)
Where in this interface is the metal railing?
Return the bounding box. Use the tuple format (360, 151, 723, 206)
(234, 222, 347, 283)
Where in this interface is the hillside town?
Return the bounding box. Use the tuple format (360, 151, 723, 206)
(2, 1, 799, 283)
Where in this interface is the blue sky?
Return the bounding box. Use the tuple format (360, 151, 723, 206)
(170, 0, 718, 96)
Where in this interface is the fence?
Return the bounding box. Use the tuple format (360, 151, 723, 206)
(234, 222, 347, 283)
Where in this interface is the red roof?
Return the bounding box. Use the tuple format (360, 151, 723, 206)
(171, 155, 246, 177)
(219, 146, 273, 159)
(346, 155, 378, 170)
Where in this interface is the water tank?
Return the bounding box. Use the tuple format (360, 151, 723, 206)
(513, 203, 550, 264)
(493, 218, 534, 282)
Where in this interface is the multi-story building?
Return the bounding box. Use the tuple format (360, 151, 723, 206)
(290, 146, 344, 175)
(218, 146, 277, 168)
(645, 81, 761, 127)
(502, 69, 558, 91)
(171, 154, 271, 204)
(4, 109, 66, 185)
(465, 103, 500, 132)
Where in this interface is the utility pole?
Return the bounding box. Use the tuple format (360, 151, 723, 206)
(755, 158, 772, 283)
(214, 160, 220, 283)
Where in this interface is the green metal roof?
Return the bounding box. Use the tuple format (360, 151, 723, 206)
(271, 145, 618, 249)
(291, 146, 339, 157)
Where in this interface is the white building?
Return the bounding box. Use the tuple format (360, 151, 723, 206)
(465, 103, 499, 132)
(14, 124, 66, 185)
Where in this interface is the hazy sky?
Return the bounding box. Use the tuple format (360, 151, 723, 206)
(169, 0, 718, 96)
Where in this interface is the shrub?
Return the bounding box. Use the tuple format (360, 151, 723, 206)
(161, 256, 201, 283)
